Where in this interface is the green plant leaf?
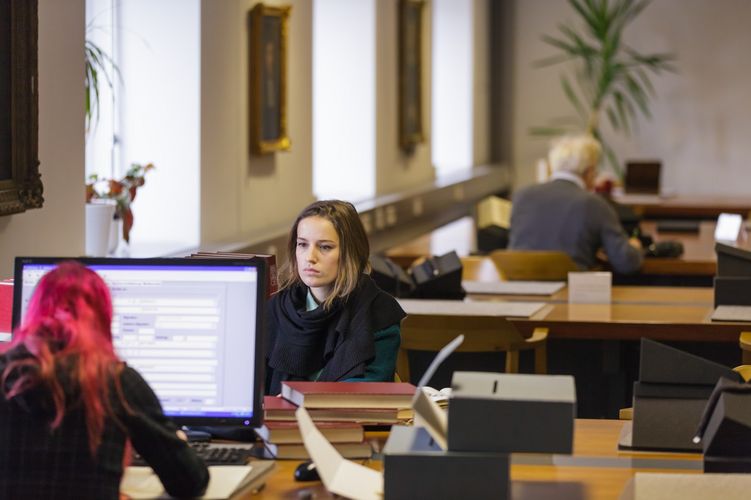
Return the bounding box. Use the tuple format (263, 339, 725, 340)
(606, 106, 620, 132)
(561, 74, 588, 120)
(529, 126, 572, 137)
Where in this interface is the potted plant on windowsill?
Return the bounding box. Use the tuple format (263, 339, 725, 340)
(86, 162, 155, 249)
(531, 0, 676, 182)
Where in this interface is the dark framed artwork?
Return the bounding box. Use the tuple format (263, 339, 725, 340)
(0, 0, 42, 216)
(249, 3, 291, 155)
(398, 0, 424, 153)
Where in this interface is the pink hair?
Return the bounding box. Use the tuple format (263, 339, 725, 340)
(1, 261, 129, 455)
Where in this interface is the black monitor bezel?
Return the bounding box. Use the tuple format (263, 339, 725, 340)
(12, 256, 266, 428)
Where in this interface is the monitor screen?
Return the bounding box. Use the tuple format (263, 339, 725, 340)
(12, 257, 266, 428)
(625, 161, 661, 195)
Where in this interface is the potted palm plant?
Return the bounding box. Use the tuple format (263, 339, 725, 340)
(533, 0, 676, 180)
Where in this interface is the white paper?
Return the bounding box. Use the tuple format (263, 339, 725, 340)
(398, 299, 545, 318)
(462, 280, 565, 296)
(121, 465, 255, 499)
(408, 335, 463, 450)
(715, 213, 744, 242)
(411, 390, 448, 450)
(711, 305, 751, 322)
(626, 472, 751, 500)
(567, 272, 612, 304)
(296, 407, 383, 500)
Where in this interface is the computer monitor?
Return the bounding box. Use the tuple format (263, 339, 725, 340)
(11, 256, 266, 429)
(624, 161, 661, 195)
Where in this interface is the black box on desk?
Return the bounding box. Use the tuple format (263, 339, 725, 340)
(703, 390, 751, 472)
(383, 425, 509, 500)
(631, 339, 742, 452)
(714, 277, 751, 307)
(631, 382, 712, 451)
(447, 372, 576, 454)
(716, 242, 751, 277)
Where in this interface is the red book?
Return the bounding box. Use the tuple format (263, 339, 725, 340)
(256, 420, 363, 444)
(281, 381, 416, 409)
(0, 279, 13, 337)
(263, 396, 410, 424)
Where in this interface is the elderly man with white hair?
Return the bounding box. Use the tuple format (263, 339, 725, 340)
(509, 134, 643, 273)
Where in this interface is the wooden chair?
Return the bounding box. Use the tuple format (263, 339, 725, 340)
(740, 331, 751, 365)
(396, 314, 548, 384)
(460, 256, 501, 281)
(488, 250, 578, 281)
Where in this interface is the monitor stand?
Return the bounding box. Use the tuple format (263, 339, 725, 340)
(181, 427, 212, 442)
(186, 425, 258, 442)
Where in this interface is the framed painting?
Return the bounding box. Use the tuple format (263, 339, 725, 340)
(0, 0, 42, 216)
(249, 3, 291, 155)
(398, 0, 425, 153)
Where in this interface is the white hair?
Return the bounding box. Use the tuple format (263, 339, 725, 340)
(548, 134, 602, 175)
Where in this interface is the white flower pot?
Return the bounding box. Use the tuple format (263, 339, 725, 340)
(85, 200, 116, 257)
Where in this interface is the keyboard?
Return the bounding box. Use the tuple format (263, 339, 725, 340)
(131, 442, 256, 466)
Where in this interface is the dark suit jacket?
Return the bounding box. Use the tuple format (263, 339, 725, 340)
(509, 178, 643, 273)
(0, 353, 209, 500)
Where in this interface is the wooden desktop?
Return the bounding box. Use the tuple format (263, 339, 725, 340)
(384, 216, 723, 279)
(613, 194, 751, 219)
(241, 419, 700, 500)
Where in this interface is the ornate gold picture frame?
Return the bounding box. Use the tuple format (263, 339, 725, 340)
(0, 0, 42, 216)
(398, 0, 425, 153)
(249, 3, 291, 155)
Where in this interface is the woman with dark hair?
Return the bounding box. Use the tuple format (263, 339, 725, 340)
(266, 200, 406, 395)
(0, 262, 208, 499)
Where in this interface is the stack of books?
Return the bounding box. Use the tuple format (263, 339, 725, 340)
(259, 381, 416, 459)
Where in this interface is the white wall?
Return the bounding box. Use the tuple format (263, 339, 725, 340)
(512, 0, 751, 195)
(0, 0, 85, 278)
(200, 0, 314, 245)
(472, 0, 490, 165)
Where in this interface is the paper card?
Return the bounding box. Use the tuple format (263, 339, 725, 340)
(715, 213, 744, 242)
(296, 407, 383, 500)
(567, 272, 611, 304)
(623, 472, 751, 500)
(477, 196, 512, 229)
(407, 335, 463, 450)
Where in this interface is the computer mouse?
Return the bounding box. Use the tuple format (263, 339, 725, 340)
(294, 460, 320, 482)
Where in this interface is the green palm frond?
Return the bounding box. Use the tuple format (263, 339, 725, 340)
(85, 39, 121, 132)
(533, 0, 676, 179)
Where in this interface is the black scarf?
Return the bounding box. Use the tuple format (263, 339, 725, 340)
(265, 274, 405, 394)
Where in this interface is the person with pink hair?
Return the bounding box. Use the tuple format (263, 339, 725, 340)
(0, 261, 209, 499)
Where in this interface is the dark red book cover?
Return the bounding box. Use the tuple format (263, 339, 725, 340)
(281, 381, 416, 409)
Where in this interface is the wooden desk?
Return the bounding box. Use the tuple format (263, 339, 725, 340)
(508, 302, 748, 342)
(637, 220, 717, 276)
(466, 282, 715, 306)
(613, 194, 751, 219)
(247, 419, 700, 500)
(385, 217, 721, 278)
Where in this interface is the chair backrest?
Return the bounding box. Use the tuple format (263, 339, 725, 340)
(460, 256, 501, 281)
(489, 250, 577, 281)
(397, 314, 528, 383)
